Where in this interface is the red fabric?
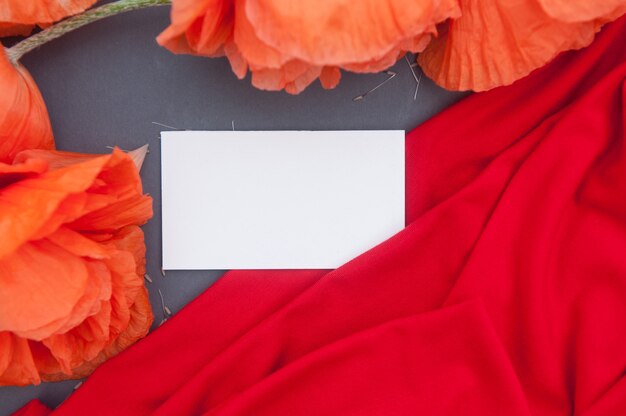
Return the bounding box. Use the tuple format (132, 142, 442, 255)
(18, 17, 626, 416)
(12, 400, 50, 416)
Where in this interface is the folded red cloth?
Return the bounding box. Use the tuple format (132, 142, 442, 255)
(17, 16, 626, 416)
(12, 400, 50, 416)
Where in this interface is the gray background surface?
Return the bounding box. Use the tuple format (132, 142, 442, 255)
(0, 4, 466, 414)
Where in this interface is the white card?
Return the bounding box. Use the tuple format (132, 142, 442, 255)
(161, 130, 405, 269)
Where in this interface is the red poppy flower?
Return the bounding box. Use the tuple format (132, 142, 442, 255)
(0, 146, 153, 386)
(157, 0, 460, 93)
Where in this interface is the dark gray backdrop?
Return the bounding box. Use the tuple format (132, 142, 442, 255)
(0, 5, 466, 414)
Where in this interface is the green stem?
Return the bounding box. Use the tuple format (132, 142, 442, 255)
(6, 0, 171, 64)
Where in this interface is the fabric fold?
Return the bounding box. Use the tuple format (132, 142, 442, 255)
(206, 300, 531, 416)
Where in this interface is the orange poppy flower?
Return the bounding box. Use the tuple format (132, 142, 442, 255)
(0, 48, 54, 164)
(158, 0, 625, 93)
(157, 0, 460, 94)
(418, 0, 626, 91)
(0, 0, 97, 37)
(0, 146, 153, 386)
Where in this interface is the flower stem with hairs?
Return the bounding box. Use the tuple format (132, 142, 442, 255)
(6, 0, 172, 64)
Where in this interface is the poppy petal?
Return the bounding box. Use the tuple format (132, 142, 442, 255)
(0, 50, 54, 164)
(0, 239, 92, 339)
(418, 0, 614, 91)
(251, 60, 322, 94)
(0, 153, 112, 258)
(0, 149, 151, 258)
(157, 0, 233, 56)
(233, 0, 290, 69)
(0, 334, 40, 386)
(0, 22, 33, 37)
(41, 229, 151, 381)
(320, 66, 341, 90)
(244, 0, 460, 66)
(0, 0, 97, 28)
(538, 0, 626, 23)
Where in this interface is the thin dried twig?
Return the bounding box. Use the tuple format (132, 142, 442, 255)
(152, 121, 180, 130)
(157, 289, 173, 318)
(404, 54, 423, 100)
(353, 70, 397, 101)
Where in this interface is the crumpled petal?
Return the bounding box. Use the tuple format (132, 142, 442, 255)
(245, 0, 459, 66)
(0, 148, 152, 258)
(232, 0, 290, 70)
(343, 33, 432, 73)
(251, 60, 322, 94)
(41, 231, 148, 377)
(157, 0, 233, 56)
(0, 239, 94, 339)
(0, 0, 97, 37)
(418, 0, 625, 91)
(0, 333, 39, 385)
(0, 49, 54, 164)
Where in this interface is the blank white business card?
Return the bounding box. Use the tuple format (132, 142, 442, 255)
(161, 130, 404, 269)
